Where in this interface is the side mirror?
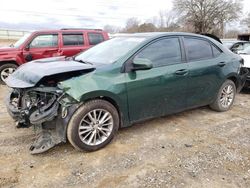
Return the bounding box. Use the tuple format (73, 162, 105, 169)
(132, 58, 153, 71)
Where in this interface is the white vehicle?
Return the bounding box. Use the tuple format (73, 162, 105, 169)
(238, 46, 250, 87)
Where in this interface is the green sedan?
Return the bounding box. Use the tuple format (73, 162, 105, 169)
(5, 32, 248, 154)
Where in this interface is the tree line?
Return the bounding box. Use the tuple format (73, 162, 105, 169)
(104, 0, 249, 38)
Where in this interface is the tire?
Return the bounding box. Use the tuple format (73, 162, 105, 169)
(209, 79, 236, 112)
(67, 99, 119, 151)
(0, 63, 18, 84)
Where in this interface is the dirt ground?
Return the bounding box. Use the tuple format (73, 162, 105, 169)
(0, 85, 250, 188)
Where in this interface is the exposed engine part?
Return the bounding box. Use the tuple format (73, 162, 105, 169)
(6, 86, 80, 154)
(29, 96, 59, 125)
(7, 87, 62, 127)
(16, 122, 29, 128)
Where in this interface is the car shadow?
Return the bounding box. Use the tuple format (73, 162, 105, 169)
(240, 88, 250, 94)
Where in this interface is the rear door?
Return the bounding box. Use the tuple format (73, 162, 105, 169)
(183, 37, 224, 108)
(23, 33, 59, 61)
(126, 37, 188, 123)
(60, 32, 88, 57)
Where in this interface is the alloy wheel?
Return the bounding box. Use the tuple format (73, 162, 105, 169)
(78, 109, 114, 146)
(0, 67, 16, 82)
(220, 84, 234, 108)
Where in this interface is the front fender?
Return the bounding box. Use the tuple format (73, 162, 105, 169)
(0, 52, 23, 65)
(59, 72, 130, 127)
(80, 90, 128, 127)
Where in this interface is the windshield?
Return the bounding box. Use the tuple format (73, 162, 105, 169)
(75, 37, 147, 64)
(13, 33, 32, 48)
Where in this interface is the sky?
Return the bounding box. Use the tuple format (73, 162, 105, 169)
(0, 0, 250, 31)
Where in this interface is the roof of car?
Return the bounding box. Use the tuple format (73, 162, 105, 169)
(32, 29, 106, 34)
(112, 32, 227, 45)
(221, 39, 249, 43)
(112, 32, 209, 38)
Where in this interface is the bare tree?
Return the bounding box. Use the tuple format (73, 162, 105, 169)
(241, 12, 250, 31)
(123, 18, 140, 33)
(173, 0, 243, 36)
(138, 23, 157, 32)
(156, 10, 181, 31)
(122, 18, 158, 33)
(158, 10, 179, 28)
(103, 25, 121, 34)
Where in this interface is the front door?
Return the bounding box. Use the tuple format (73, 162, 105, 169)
(125, 37, 188, 123)
(23, 34, 59, 62)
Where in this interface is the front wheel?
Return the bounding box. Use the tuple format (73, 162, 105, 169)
(0, 64, 18, 84)
(210, 79, 236, 112)
(67, 99, 119, 151)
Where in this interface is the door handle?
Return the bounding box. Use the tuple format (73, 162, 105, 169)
(217, 62, 226, 67)
(175, 69, 188, 76)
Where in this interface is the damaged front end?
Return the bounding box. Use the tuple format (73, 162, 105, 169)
(6, 86, 79, 154)
(4, 58, 95, 154)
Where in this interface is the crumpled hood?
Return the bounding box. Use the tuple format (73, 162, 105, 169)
(6, 56, 95, 88)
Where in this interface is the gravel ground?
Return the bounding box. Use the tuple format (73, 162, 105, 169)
(0, 85, 250, 188)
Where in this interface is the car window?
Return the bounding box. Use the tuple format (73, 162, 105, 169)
(75, 37, 147, 64)
(63, 34, 84, 46)
(184, 37, 213, 61)
(14, 33, 31, 48)
(243, 43, 250, 49)
(134, 38, 182, 67)
(88, 33, 104, 45)
(30, 34, 58, 48)
(233, 43, 243, 51)
(212, 45, 222, 57)
(242, 46, 250, 54)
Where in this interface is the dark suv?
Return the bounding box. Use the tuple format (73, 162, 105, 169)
(0, 28, 109, 84)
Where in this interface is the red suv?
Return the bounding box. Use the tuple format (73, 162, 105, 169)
(0, 28, 109, 84)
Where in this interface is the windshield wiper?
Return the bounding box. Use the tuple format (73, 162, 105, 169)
(74, 58, 93, 65)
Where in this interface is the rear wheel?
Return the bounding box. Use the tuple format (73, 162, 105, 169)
(210, 79, 236, 112)
(0, 63, 18, 84)
(67, 99, 119, 151)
